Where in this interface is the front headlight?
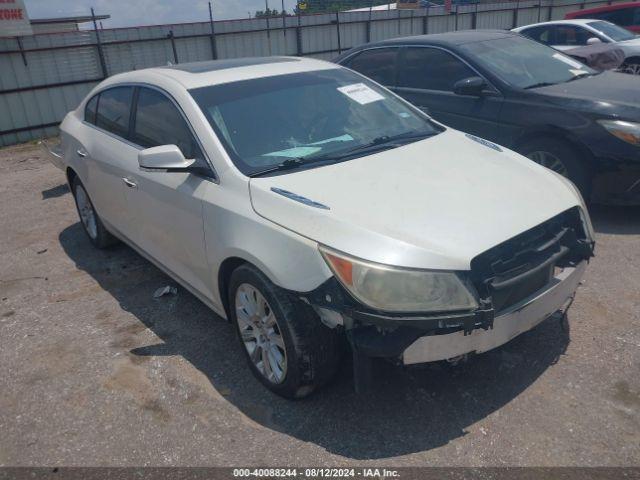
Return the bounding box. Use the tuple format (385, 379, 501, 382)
(597, 119, 640, 146)
(319, 247, 478, 313)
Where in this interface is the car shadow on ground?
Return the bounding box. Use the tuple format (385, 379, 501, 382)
(60, 223, 570, 460)
(590, 205, 640, 235)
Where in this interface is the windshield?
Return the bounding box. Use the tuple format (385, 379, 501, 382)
(190, 68, 440, 176)
(460, 36, 597, 89)
(588, 20, 636, 42)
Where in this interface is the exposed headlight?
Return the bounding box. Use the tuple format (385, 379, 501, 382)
(597, 120, 640, 146)
(319, 247, 478, 313)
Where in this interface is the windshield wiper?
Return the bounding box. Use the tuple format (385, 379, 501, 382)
(564, 72, 596, 83)
(317, 130, 436, 161)
(249, 157, 314, 178)
(248, 131, 435, 178)
(523, 82, 557, 90)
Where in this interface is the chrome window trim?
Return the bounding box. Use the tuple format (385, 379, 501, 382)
(81, 82, 219, 183)
(340, 44, 500, 95)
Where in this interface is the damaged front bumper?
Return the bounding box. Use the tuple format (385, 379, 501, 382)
(401, 260, 586, 364)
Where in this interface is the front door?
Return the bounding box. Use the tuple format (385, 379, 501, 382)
(393, 46, 505, 144)
(123, 86, 214, 299)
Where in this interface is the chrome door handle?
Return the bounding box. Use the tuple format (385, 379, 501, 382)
(76, 149, 88, 158)
(122, 177, 137, 189)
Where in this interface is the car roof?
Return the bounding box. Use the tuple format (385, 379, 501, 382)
(566, 1, 640, 16)
(106, 56, 339, 90)
(354, 29, 517, 49)
(513, 19, 604, 31)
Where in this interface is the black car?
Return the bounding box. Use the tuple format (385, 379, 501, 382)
(334, 30, 640, 205)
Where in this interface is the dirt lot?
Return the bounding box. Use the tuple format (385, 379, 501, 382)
(0, 141, 639, 467)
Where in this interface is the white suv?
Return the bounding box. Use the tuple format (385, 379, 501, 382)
(53, 57, 594, 398)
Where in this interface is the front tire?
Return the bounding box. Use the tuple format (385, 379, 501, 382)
(620, 60, 640, 76)
(71, 177, 118, 249)
(518, 137, 591, 200)
(228, 264, 341, 399)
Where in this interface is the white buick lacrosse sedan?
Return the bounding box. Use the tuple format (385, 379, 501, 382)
(53, 56, 594, 398)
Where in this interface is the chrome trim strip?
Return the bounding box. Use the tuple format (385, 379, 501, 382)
(270, 188, 330, 210)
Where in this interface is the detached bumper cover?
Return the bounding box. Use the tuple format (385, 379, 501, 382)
(402, 260, 587, 365)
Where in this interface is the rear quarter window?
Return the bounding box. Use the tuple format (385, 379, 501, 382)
(84, 95, 98, 125)
(345, 48, 399, 86)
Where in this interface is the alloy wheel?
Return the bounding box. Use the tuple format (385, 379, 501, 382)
(75, 185, 98, 240)
(526, 150, 569, 177)
(621, 63, 640, 75)
(235, 283, 287, 384)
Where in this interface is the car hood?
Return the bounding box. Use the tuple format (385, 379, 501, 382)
(249, 129, 581, 271)
(533, 71, 640, 118)
(618, 37, 640, 49)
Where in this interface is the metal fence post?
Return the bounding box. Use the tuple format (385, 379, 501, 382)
(296, 10, 303, 56)
(538, 2, 542, 22)
(281, 0, 287, 41)
(454, 5, 459, 31)
(167, 30, 179, 64)
(335, 11, 342, 54)
(423, 6, 429, 34)
(209, 2, 218, 60)
(512, 0, 519, 28)
(471, 1, 478, 29)
(366, 2, 373, 43)
(91, 7, 108, 78)
(15, 37, 27, 66)
(547, 0, 553, 21)
(265, 0, 272, 56)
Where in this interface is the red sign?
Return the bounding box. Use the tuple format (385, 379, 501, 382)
(0, 0, 32, 37)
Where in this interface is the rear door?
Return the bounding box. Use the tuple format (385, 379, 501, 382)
(393, 46, 505, 142)
(124, 86, 213, 298)
(81, 86, 138, 238)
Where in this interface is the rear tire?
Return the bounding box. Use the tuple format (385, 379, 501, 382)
(71, 177, 118, 249)
(518, 137, 592, 201)
(228, 264, 341, 399)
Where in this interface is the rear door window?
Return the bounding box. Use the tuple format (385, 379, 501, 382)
(344, 48, 399, 86)
(95, 87, 133, 139)
(397, 47, 475, 92)
(520, 26, 554, 45)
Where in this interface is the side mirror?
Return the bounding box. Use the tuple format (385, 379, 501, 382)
(453, 76, 488, 97)
(138, 145, 195, 172)
(587, 37, 602, 45)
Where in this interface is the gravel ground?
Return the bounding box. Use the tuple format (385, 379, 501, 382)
(0, 141, 639, 467)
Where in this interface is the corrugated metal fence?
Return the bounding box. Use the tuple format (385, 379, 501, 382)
(0, 0, 628, 146)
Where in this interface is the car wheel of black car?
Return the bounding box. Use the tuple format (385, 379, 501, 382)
(621, 60, 640, 75)
(228, 263, 341, 399)
(71, 177, 119, 249)
(519, 138, 591, 199)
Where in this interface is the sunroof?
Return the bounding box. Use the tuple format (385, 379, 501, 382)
(162, 57, 300, 74)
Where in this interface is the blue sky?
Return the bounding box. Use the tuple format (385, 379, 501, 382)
(24, 0, 301, 26)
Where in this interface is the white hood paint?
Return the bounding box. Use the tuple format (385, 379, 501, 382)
(250, 129, 581, 271)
